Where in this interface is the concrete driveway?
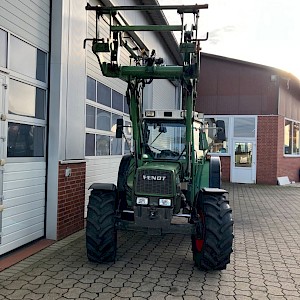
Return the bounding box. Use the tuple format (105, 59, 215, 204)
(0, 183, 300, 300)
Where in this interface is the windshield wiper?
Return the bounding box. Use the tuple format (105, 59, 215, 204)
(150, 132, 163, 145)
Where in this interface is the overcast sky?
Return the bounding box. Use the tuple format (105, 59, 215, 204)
(159, 0, 300, 79)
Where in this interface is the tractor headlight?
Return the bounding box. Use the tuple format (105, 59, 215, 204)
(145, 110, 155, 117)
(136, 197, 148, 205)
(159, 199, 171, 206)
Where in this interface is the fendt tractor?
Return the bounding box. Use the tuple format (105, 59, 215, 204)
(84, 3, 234, 270)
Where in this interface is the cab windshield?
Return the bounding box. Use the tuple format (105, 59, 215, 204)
(143, 120, 186, 160)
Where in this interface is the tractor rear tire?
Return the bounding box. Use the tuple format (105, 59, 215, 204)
(192, 193, 233, 270)
(86, 189, 117, 263)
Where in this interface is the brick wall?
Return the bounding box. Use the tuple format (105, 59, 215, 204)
(256, 116, 279, 184)
(276, 116, 300, 182)
(256, 115, 300, 184)
(220, 156, 230, 182)
(57, 162, 86, 240)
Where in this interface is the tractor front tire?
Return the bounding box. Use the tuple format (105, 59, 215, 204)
(192, 193, 234, 270)
(86, 189, 117, 263)
(117, 154, 133, 210)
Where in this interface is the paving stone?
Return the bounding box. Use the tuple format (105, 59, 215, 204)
(80, 291, 98, 299)
(107, 278, 126, 288)
(201, 290, 219, 299)
(39, 294, 61, 300)
(153, 285, 170, 292)
(6, 289, 31, 299)
(94, 277, 111, 284)
(217, 295, 235, 300)
(133, 290, 150, 298)
(137, 282, 156, 292)
(94, 293, 114, 300)
(86, 282, 106, 293)
(115, 273, 131, 280)
(115, 287, 136, 298)
(63, 287, 85, 299)
(102, 286, 120, 294)
(73, 282, 91, 289)
(165, 295, 184, 300)
(234, 289, 252, 297)
(234, 296, 252, 300)
(251, 290, 269, 300)
(266, 286, 284, 296)
(23, 293, 44, 300)
(34, 284, 56, 294)
(49, 288, 68, 295)
(169, 286, 185, 297)
(218, 285, 235, 296)
(202, 284, 219, 292)
(6, 280, 28, 290)
(123, 281, 141, 288)
(148, 292, 168, 300)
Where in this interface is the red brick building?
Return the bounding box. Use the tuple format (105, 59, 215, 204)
(197, 53, 300, 185)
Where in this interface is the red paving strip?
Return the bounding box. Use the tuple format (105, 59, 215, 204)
(0, 239, 55, 272)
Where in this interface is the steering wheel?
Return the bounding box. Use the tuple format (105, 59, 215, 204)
(158, 150, 179, 158)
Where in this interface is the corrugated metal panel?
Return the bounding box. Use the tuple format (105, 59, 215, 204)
(153, 79, 176, 109)
(85, 157, 121, 217)
(279, 87, 300, 121)
(197, 54, 279, 116)
(0, 162, 46, 255)
(0, 0, 50, 51)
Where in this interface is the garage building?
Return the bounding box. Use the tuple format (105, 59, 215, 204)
(197, 53, 300, 185)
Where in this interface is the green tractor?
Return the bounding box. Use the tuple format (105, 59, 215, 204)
(85, 3, 233, 270)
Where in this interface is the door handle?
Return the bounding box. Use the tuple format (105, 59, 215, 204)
(0, 205, 4, 212)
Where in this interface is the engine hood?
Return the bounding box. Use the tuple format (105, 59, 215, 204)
(139, 161, 181, 173)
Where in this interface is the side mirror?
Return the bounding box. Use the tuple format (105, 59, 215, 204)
(199, 131, 209, 150)
(216, 120, 226, 142)
(116, 118, 123, 138)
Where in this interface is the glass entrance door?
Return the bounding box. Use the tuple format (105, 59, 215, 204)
(231, 140, 256, 183)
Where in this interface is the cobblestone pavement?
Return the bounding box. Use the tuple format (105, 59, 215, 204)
(1, 184, 300, 300)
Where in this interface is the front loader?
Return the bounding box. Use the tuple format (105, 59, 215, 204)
(85, 3, 233, 270)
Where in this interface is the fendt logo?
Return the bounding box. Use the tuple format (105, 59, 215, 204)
(142, 175, 167, 181)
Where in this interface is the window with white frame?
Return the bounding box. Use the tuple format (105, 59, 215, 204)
(10, 35, 47, 82)
(85, 76, 131, 157)
(233, 117, 256, 138)
(5, 33, 47, 158)
(285, 119, 300, 155)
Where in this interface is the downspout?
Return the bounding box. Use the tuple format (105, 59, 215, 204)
(44, 0, 53, 238)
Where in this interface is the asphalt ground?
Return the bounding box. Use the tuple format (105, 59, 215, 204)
(0, 183, 300, 300)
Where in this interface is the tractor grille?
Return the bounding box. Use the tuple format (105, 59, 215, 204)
(135, 169, 173, 195)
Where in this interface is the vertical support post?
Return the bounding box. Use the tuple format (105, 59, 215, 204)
(128, 81, 142, 168)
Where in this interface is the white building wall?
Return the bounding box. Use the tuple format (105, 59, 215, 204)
(153, 79, 176, 109)
(47, 0, 87, 240)
(0, 0, 50, 51)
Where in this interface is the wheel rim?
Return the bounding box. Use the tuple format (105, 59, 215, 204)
(194, 210, 204, 252)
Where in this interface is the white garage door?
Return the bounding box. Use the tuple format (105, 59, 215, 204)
(0, 0, 50, 255)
